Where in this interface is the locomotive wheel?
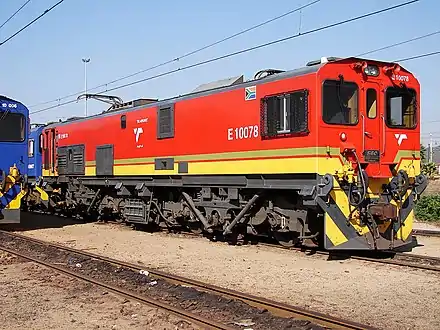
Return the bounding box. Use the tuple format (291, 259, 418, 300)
(185, 204, 205, 234)
(188, 221, 203, 234)
(273, 231, 296, 247)
(115, 200, 126, 223)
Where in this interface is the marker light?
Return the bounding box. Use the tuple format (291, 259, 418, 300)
(340, 132, 347, 141)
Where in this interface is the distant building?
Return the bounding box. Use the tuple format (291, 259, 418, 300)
(427, 144, 440, 172)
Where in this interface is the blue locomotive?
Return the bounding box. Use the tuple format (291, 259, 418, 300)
(0, 95, 29, 223)
(28, 124, 45, 181)
(23, 123, 52, 212)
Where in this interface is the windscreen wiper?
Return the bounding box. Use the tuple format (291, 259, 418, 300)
(0, 109, 10, 121)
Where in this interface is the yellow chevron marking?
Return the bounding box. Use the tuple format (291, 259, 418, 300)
(396, 210, 414, 241)
(325, 214, 348, 246)
(330, 181, 370, 236)
(35, 186, 49, 201)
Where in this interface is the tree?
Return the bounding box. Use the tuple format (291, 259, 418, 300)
(421, 144, 427, 163)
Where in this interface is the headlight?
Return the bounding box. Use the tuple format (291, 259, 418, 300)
(363, 65, 379, 77)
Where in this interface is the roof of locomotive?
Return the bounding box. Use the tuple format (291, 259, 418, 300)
(30, 123, 46, 134)
(43, 56, 412, 129)
(0, 94, 29, 114)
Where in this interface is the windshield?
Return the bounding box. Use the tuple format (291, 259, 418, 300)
(385, 87, 417, 128)
(322, 80, 359, 125)
(0, 111, 25, 142)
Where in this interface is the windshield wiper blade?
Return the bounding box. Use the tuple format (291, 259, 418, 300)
(0, 109, 10, 121)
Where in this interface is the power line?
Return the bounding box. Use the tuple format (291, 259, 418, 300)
(0, 0, 32, 30)
(0, 0, 65, 47)
(395, 50, 440, 62)
(29, 0, 322, 108)
(418, 106, 440, 124)
(356, 29, 440, 57)
(30, 0, 421, 116)
(31, 99, 77, 115)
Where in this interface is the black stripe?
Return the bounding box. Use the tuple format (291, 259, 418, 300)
(324, 235, 334, 249)
(316, 195, 359, 240)
(393, 191, 415, 232)
(382, 190, 415, 238)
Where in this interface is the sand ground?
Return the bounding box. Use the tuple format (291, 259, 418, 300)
(0, 251, 199, 330)
(12, 213, 440, 330)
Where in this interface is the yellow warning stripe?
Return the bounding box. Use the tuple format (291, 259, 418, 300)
(84, 156, 345, 176)
(85, 146, 342, 167)
(325, 215, 349, 246)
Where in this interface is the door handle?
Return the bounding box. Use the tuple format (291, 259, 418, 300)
(361, 114, 365, 152)
(381, 114, 386, 155)
(364, 131, 372, 138)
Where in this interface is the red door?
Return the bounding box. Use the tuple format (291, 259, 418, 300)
(43, 128, 57, 175)
(50, 128, 57, 174)
(361, 81, 384, 177)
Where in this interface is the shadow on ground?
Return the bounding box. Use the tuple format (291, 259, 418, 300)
(0, 211, 84, 232)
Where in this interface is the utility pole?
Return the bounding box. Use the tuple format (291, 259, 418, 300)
(430, 133, 433, 163)
(82, 58, 90, 116)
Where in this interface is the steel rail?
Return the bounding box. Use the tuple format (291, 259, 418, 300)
(0, 245, 232, 329)
(412, 228, 440, 238)
(257, 243, 440, 273)
(348, 251, 440, 272)
(0, 230, 374, 330)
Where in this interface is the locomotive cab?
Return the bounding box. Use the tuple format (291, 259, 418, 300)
(0, 96, 29, 223)
(316, 57, 426, 250)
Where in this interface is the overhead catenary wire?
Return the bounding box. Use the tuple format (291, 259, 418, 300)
(0, 0, 32, 30)
(30, 0, 422, 116)
(0, 0, 65, 47)
(355, 29, 440, 57)
(29, 0, 322, 108)
(395, 50, 440, 62)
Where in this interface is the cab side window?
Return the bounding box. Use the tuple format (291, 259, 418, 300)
(385, 87, 417, 128)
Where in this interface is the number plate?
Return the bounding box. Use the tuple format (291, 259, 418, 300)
(363, 150, 380, 163)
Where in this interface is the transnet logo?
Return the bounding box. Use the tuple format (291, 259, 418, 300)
(395, 133, 407, 146)
(134, 127, 143, 143)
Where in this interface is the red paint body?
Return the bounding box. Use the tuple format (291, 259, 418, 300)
(42, 58, 420, 178)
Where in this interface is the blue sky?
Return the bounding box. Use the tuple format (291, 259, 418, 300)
(0, 0, 438, 145)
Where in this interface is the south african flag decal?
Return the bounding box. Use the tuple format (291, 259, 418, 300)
(245, 86, 256, 101)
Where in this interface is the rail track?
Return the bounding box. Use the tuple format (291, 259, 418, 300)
(154, 227, 440, 273)
(264, 243, 440, 273)
(94, 222, 440, 273)
(151, 227, 440, 273)
(412, 228, 440, 238)
(0, 230, 374, 330)
(10, 214, 440, 273)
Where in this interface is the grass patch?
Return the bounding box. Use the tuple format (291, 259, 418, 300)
(415, 194, 440, 223)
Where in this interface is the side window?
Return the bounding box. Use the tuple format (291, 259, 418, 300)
(366, 89, 377, 119)
(28, 139, 35, 157)
(261, 89, 308, 139)
(121, 115, 126, 129)
(322, 80, 358, 125)
(157, 104, 175, 139)
(386, 87, 417, 128)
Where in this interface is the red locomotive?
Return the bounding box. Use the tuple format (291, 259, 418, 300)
(31, 56, 427, 251)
